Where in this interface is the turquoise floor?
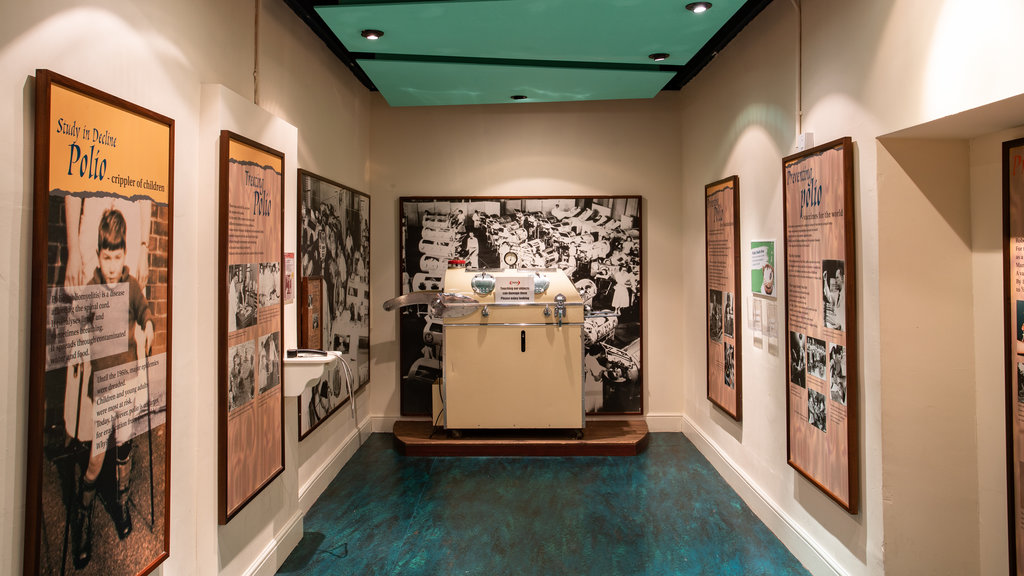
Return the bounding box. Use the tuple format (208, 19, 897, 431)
(278, 433, 811, 576)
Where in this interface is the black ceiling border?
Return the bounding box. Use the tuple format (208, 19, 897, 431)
(662, 0, 776, 91)
(283, 0, 379, 91)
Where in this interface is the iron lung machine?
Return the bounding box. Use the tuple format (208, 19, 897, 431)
(383, 267, 587, 435)
(442, 267, 585, 433)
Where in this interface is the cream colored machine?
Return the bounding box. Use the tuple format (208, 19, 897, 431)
(441, 267, 585, 434)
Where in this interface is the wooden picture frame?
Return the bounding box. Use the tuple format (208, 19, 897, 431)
(217, 131, 284, 524)
(300, 276, 323, 351)
(25, 69, 173, 576)
(1003, 136, 1024, 575)
(782, 137, 858, 513)
(297, 169, 370, 392)
(705, 176, 742, 421)
(397, 196, 643, 416)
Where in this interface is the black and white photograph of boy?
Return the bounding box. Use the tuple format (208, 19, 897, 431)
(808, 389, 827, 432)
(709, 289, 724, 343)
(228, 340, 255, 411)
(806, 336, 827, 380)
(258, 262, 280, 307)
(822, 259, 845, 331)
(790, 331, 806, 387)
(227, 263, 258, 332)
(723, 291, 735, 338)
(258, 332, 281, 395)
(40, 193, 170, 574)
(829, 342, 847, 405)
(724, 341, 736, 389)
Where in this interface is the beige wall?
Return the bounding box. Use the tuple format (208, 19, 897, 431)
(680, 1, 1024, 575)
(0, 1, 371, 575)
(367, 94, 686, 426)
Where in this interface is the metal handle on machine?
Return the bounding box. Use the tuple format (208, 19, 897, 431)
(554, 293, 566, 328)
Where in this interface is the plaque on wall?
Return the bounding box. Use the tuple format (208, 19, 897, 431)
(218, 131, 284, 524)
(26, 69, 173, 576)
(782, 137, 858, 513)
(705, 176, 742, 420)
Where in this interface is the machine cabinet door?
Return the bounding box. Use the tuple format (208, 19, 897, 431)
(444, 324, 583, 429)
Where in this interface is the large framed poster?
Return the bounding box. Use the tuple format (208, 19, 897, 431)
(298, 170, 370, 391)
(397, 196, 643, 415)
(218, 131, 284, 524)
(782, 137, 858, 513)
(26, 70, 173, 576)
(1004, 137, 1024, 575)
(705, 176, 742, 420)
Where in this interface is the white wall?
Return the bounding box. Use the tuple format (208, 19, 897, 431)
(367, 94, 686, 430)
(0, 1, 372, 575)
(680, 1, 1024, 575)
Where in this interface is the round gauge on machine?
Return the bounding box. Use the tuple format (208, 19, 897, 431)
(503, 250, 519, 268)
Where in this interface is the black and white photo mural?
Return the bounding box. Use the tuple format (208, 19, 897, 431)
(299, 170, 371, 393)
(397, 196, 643, 415)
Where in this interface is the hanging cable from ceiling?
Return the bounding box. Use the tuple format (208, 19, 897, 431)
(254, 0, 261, 105)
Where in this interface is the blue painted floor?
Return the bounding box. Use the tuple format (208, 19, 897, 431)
(278, 433, 811, 576)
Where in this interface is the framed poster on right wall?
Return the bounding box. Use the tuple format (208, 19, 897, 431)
(1003, 136, 1024, 575)
(782, 136, 858, 513)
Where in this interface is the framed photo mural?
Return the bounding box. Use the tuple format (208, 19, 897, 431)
(25, 70, 173, 576)
(397, 196, 642, 415)
(218, 131, 284, 524)
(1003, 136, 1024, 575)
(782, 137, 858, 513)
(705, 176, 742, 420)
(296, 169, 370, 438)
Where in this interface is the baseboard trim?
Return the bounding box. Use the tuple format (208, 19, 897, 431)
(644, 412, 684, 432)
(298, 414, 374, 513)
(682, 415, 845, 576)
(244, 510, 303, 576)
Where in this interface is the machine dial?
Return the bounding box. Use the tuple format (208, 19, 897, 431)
(503, 250, 519, 268)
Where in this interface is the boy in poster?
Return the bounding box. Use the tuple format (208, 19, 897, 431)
(68, 206, 155, 567)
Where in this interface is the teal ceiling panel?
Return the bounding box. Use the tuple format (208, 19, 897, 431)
(358, 59, 676, 107)
(318, 0, 747, 66)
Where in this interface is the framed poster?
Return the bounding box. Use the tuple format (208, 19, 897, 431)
(751, 240, 776, 298)
(705, 176, 742, 420)
(1003, 136, 1024, 575)
(782, 137, 858, 513)
(301, 276, 323, 350)
(298, 170, 370, 391)
(218, 131, 284, 524)
(397, 196, 643, 415)
(26, 70, 173, 576)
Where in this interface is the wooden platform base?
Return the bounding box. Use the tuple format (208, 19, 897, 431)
(393, 419, 649, 457)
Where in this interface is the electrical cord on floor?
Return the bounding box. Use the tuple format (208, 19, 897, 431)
(429, 378, 445, 439)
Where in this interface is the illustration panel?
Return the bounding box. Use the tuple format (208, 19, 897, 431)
(782, 137, 858, 513)
(218, 132, 284, 523)
(26, 69, 173, 576)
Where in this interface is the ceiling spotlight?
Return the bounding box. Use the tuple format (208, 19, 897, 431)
(361, 29, 383, 40)
(649, 53, 670, 62)
(511, 95, 528, 101)
(686, 2, 712, 13)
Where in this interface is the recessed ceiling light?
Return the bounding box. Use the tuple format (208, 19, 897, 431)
(511, 95, 528, 101)
(649, 53, 670, 62)
(686, 2, 712, 13)
(361, 29, 383, 40)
